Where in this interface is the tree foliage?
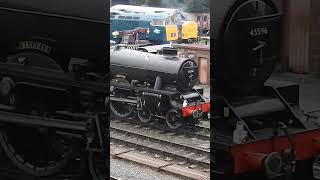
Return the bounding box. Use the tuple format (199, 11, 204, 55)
(129, 0, 183, 8)
(184, 0, 209, 13)
(128, 0, 209, 13)
(129, 0, 147, 6)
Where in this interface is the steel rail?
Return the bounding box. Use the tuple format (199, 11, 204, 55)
(110, 126, 210, 168)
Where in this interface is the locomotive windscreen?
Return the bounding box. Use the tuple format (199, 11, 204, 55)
(213, 0, 281, 96)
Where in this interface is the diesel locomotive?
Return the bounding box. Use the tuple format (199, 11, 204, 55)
(110, 46, 210, 129)
(0, 1, 108, 179)
(213, 0, 320, 179)
(110, 5, 198, 44)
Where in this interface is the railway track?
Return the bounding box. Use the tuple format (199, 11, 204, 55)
(110, 126, 210, 167)
(110, 117, 210, 180)
(111, 119, 210, 148)
(111, 117, 210, 140)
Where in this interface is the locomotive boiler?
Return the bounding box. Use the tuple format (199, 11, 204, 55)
(110, 46, 210, 129)
(213, 0, 320, 179)
(0, 1, 108, 179)
(111, 47, 198, 91)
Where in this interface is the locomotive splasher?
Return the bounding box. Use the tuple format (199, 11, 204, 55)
(213, 0, 320, 179)
(110, 46, 210, 129)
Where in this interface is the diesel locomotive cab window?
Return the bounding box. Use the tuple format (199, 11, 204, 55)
(151, 19, 166, 26)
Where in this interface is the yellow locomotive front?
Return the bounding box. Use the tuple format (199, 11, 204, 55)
(182, 21, 198, 41)
(164, 21, 198, 43)
(162, 11, 199, 43)
(165, 25, 179, 42)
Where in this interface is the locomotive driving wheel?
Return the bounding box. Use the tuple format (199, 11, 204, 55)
(137, 108, 152, 123)
(88, 151, 107, 180)
(110, 101, 133, 118)
(165, 109, 183, 130)
(0, 123, 76, 176)
(0, 51, 78, 177)
(110, 78, 133, 118)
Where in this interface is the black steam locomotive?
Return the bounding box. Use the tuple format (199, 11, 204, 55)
(0, 1, 108, 179)
(213, 0, 320, 179)
(110, 46, 210, 129)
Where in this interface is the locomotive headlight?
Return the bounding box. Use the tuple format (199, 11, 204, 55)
(233, 121, 247, 144)
(183, 100, 188, 107)
(112, 31, 119, 36)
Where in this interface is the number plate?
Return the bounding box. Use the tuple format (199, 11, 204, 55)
(249, 27, 269, 37)
(17, 41, 52, 54)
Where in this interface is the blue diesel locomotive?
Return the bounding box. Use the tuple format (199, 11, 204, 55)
(110, 5, 198, 44)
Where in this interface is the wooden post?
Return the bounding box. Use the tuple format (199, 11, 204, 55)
(287, 0, 310, 73)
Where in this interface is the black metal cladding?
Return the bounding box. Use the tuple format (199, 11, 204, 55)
(0, 0, 108, 69)
(110, 47, 198, 91)
(213, 0, 281, 96)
